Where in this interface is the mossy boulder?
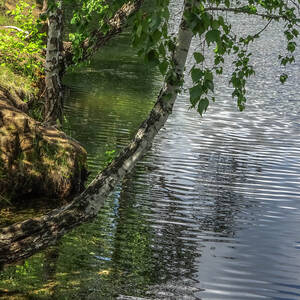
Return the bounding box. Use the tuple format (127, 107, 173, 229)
(0, 98, 88, 201)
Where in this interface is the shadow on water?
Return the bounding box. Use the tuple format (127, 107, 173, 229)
(62, 32, 160, 180)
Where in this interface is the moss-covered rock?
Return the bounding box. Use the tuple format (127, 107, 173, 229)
(0, 98, 88, 201)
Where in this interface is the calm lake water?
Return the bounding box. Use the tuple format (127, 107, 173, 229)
(1, 2, 300, 299)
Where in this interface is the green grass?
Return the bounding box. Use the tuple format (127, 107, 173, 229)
(0, 14, 14, 25)
(0, 64, 38, 97)
(0, 1, 41, 98)
(0, 1, 17, 25)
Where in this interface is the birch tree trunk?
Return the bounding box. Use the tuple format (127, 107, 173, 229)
(44, 0, 63, 125)
(0, 0, 194, 266)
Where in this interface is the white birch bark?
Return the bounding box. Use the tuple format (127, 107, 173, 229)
(0, 0, 195, 266)
(44, 0, 63, 125)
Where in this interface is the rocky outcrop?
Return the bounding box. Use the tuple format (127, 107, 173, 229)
(0, 97, 88, 201)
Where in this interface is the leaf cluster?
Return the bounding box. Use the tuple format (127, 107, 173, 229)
(131, 0, 299, 116)
(187, 0, 299, 115)
(67, 0, 130, 64)
(131, 0, 171, 75)
(65, 0, 299, 116)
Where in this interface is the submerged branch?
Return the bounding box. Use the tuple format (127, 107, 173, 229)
(0, 25, 28, 33)
(254, 19, 273, 37)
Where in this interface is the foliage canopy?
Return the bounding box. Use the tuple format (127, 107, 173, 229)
(0, 1, 45, 79)
(68, 0, 299, 115)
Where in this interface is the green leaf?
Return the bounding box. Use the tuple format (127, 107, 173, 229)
(214, 55, 224, 65)
(204, 70, 213, 81)
(197, 98, 209, 116)
(151, 30, 162, 43)
(159, 60, 169, 75)
(285, 30, 294, 41)
(215, 67, 223, 74)
(292, 28, 299, 37)
(248, 5, 257, 14)
(194, 20, 206, 36)
(162, 23, 168, 38)
(189, 85, 203, 105)
(193, 52, 205, 63)
(211, 20, 220, 30)
(204, 80, 214, 92)
(191, 68, 203, 82)
(146, 49, 159, 65)
(158, 43, 166, 56)
(205, 30, 221, 45)
(218, 16, 225, 27)
(150, 15, 161, 31)
(201, 12, 212, 30)
(287, 41, 296, 53)
(280, 73, 288, 84)
(136, 24, 143, 38)
(167, 40, 176, 52)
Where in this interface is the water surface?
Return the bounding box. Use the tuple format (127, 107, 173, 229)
(1, 4, 300, 300)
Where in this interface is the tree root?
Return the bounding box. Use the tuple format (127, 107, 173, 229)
(0, 85, 28, 112)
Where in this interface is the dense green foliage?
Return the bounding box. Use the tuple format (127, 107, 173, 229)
(68, 0, 299, 115)
(0, 1, 45, 79)
(65, 0, 130, 63)
(131, 0, 299, 114)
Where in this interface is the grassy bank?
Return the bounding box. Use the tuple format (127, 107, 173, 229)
(0, 0, 44, 100)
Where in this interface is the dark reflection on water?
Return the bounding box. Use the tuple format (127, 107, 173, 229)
(62, 33, 160, 178)
(1, 5, 300, 300)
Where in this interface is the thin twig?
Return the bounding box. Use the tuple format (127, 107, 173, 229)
(0, 25, 30, 38)
(254, 19, 273, 38)
(204, 7, 289, 21)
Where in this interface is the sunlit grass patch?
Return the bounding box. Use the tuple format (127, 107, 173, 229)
(0, 64, 38, 97)
(0, 14, 14, 25)
(0, 0, 45, 94)
(0, 1, 17, 26)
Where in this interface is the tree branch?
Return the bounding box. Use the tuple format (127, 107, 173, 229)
(0, 26, 30, 38)
(63, 0, 144, 69)
(204, 6, 291, 21)
(254, 19, 273, 37)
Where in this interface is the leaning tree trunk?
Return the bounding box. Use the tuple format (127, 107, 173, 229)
(0, 0, 194, 266)
(44, 0, 63, 125)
